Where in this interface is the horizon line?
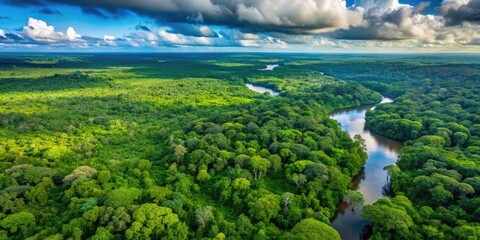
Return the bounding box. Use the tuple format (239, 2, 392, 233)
(0, 51, 479, 55)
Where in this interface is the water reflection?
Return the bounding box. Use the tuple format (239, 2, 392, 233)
(258, 64, 279, 70)
(246, 83, 280, 96)
(330, 98, 403, 240)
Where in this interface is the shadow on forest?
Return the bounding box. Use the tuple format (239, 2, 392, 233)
(0, 93, 258, 135)
(125, 60, 258, 80)
(0, 72, 114, 93)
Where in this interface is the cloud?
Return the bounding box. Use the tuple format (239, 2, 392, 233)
(22, 17, 81, 43)
(157, 30, 215, 46)
(313, 37, 337, 47)
(333, 0, 441, 42)
(439, 0, 480, 25)
(126, 31, 158, 46)
(39, 7, 63, 15)
(9, 0, 360, 34)
(81, 7, 109, 18)
(328, 0, 480, 46)
(81, 6, 130, 19)
(239, 36, 287, 48)
(103, 35, 117, 46)
(0, 16, 10, 20)
(5, 33, 24, 41)
(1, 0, 43, 6)
(0, 29, 6, 39)
(135, 25, 151, 32)
(66, 27, 80, 41)
(167, 23, 219, 37)
(158, 30, 189, 45)
(2, 0, 480, 51)
(4, 0, 480, 48)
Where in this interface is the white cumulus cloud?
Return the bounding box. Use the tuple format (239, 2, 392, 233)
(159, 30, 189, 45)
(23, 18, 81, 43)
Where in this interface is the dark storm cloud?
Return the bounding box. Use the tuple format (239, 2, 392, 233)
(331, 1, 444, 41)
(334, 3, 420, 40)
(81, 6, 130, 19)
(1, 0, 43, 6)
(0, 32, 36, 46)
(39, 7, 63, 15)
(2, 0, 480, 48)
(135, 25, 151, 32)
(4, 0, 357, 34)
(439, 0, 480, 25)
(81, 7, 110, 19)
(5, 33, 24, 41)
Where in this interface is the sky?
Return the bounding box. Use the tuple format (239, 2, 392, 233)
(0, 0, 479, 53)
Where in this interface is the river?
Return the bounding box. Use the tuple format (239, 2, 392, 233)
(330, 98, 403, 240)
(246, 83, 403, 239)
(246, 83, 280, 96)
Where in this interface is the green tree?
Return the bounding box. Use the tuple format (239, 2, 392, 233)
(125, 203, 185, 240)
(25, 177, 54, 206)
(89, 227, 114, 240)
(110, 207, 131, 232)
(344, 190, 364, 211)
(453, 132, 468, 146)
(251, 156, 271, 179)
(248, 192, 280, 222)
(175, 144, 187, 163)
(232, 178, 251, 193)
(284, 218, 340, 240)
(196, 169, 211, 182)
(104, 188, 142, 208)
(195, 206, 213, 229)
(290, 174, 307, 189)
(362, 198, 414, 239)
(0, 211, 35, 237)
(97, 170, 111, 184)
(429, 185, 453, 207)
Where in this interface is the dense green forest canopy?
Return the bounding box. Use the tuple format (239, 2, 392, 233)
(362, 57, 480, 239)
(0, 53, 382, 239)
(0, 53, 479, 239)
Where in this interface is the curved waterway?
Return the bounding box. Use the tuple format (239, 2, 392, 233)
(246, 83, 280, 96)
(330, 98, 403, 240)
(245, 83, 403, 239)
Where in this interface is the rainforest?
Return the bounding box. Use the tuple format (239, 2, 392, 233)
(0, 53, 479, 240)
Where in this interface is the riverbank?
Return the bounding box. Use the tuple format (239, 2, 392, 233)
(330, 98, 403, 240)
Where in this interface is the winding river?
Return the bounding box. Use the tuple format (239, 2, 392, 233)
(246, 83, 280, 96)
(246, 83, 403, 239)
(330, 98, 403, 240)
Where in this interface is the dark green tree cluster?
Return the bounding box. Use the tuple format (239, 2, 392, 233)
(158, 97, 369, 238)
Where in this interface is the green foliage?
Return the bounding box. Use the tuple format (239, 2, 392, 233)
(248, 192, 280, 222)
(344, 190, 364, 210)
(251, 156, 271, 179)
(104, 188, 142, 208)
(195, 206, 213, 229)
(125, 203, 185, 240)
(0, 211, 35, 237)
(6, 53, 462, 239)
(97, 170, 111, 184)
(362, 197, 414, 239)
(363, 57, 480, 239)
(283, 218, 340, 240)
